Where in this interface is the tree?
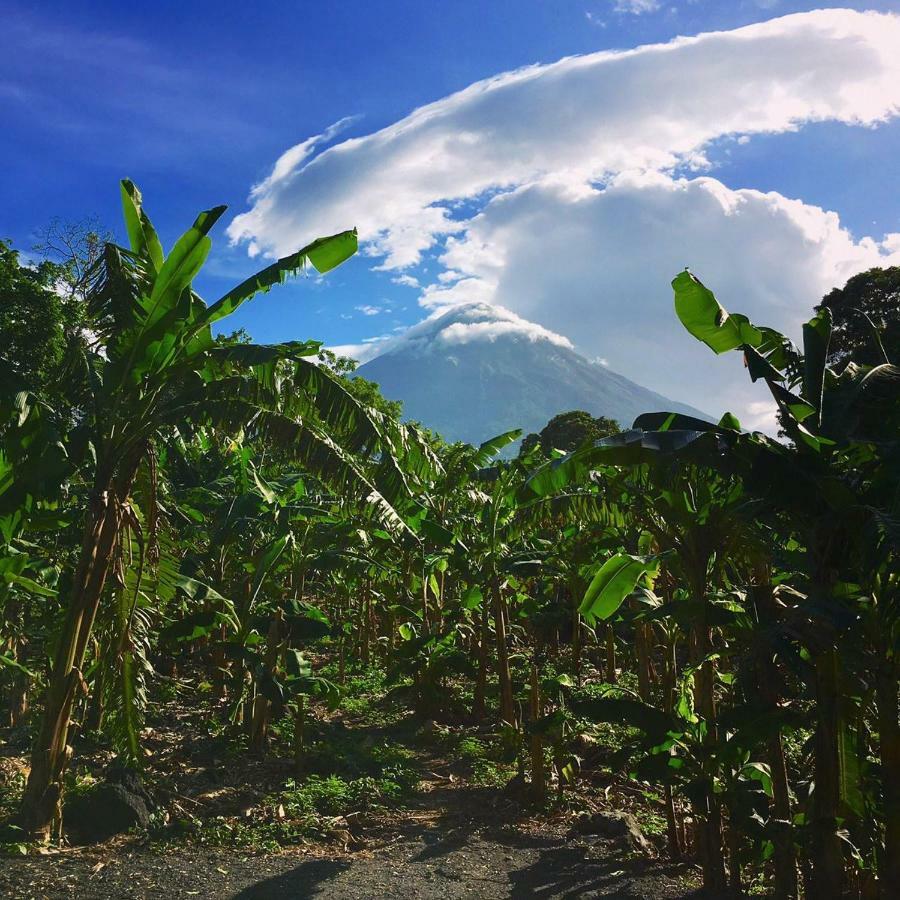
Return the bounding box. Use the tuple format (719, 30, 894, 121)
(519, 410, 620, 457)
(318, 348, 404, 420)
(817, 266, 900, 367)
(0, 242, 69, 392)
(10, 180, 412, 839)
(32, 216, 112, 304)
(670, 268, 900, 898)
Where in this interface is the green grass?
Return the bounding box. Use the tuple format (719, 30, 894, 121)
(444, 733, 517, 788)
(172, 766, 417, 853)
(0, 766, 29, 856)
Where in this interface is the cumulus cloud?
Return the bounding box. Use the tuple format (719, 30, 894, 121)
(355, 304, 383, 316)
(230, 9, 900, 426)
(437, 172, 900, 427)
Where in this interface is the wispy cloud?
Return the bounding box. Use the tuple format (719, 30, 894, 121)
(613, 0, 661, 15)
(0, 6, 267, 163)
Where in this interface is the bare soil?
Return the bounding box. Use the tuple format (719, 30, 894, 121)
(1, 676, 701, 899)
(1, 781, 699, 899)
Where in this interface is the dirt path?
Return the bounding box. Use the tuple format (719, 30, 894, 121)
(2, 691, 702, 899)
(2, 772, 699, 899)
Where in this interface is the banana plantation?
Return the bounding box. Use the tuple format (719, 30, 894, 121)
(1, 183, 898, 900)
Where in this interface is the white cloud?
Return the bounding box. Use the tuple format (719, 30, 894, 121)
(229, 10, 900, 269)
(436, 172, 900, 421)
(249, 116, 359, 201)
(744, 400, 780, 433)
(355, 304, 383, 316)
(329, 302, 574, 365)
(326, 342, 384, 364)
(436, 309, 573, 350)
(230, 9, 900, 424)
(613, 0, 661, 14)
(391, 273, 420, 288)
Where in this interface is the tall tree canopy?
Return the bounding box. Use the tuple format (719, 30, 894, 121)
(520, 409, 621, 457)
(817, 266, 900, 366)
(0, 242, 70, 391)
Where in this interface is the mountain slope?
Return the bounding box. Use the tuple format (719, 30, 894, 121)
(355, 303, 708, 445)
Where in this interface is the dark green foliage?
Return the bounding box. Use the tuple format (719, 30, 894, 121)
(520, 409, 621, 457)
(2, 184, 899, 900)
(0, 242, 70, 393)
(817, 266, 900, 366)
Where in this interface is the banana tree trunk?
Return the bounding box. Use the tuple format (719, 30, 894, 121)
(810, 647, 844, 900)
(211, 622, 229, 699)
(18, 480, 124, 839)
(293, 694, 306, 776)
(876, 662, 900, 895)
(2, 601, 28, 727)
(570, 583, 583, 682)
(604, 623, 616, 684)
(727, 814, 742, 895)
(249, 608, 284, 755)
(662, 631, 683, 859)
(753, 566, 799, 900)
(7, 667, 29, 727)
(753, 579, 797, 900)
(84, 641, 106, 734)
(636, 623, 651, 701)
(768, 730, 797, 900)
(691, 620, 727, 893)
(528, 657, 546, 804)
(490, 574, 515, 727)
(472, 601, 489, 720)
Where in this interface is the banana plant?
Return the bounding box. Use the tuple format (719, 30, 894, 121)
(670, 269, 900, 897)
(12, 180, 417, 839)
(0, 389, 68, 727)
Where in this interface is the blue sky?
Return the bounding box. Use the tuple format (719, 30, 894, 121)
(3, 1, 900, 426)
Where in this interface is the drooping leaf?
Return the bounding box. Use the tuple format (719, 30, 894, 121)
(673, 270, 760, 354)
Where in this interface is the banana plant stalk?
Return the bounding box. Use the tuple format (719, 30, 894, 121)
(17, 180, 363, 838)
(528, 655, 546, 804)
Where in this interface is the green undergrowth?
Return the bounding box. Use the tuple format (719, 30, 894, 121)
(154, 711, 422, 853)
(171, 769, 414, 852)
(316, 664, 408, 725)
(437, 732, 517, 788)
(0, 766, 28, 856)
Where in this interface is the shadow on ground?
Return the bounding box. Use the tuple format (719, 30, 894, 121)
(236, 807, 699, 899)
(232, 859, 352, 899)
